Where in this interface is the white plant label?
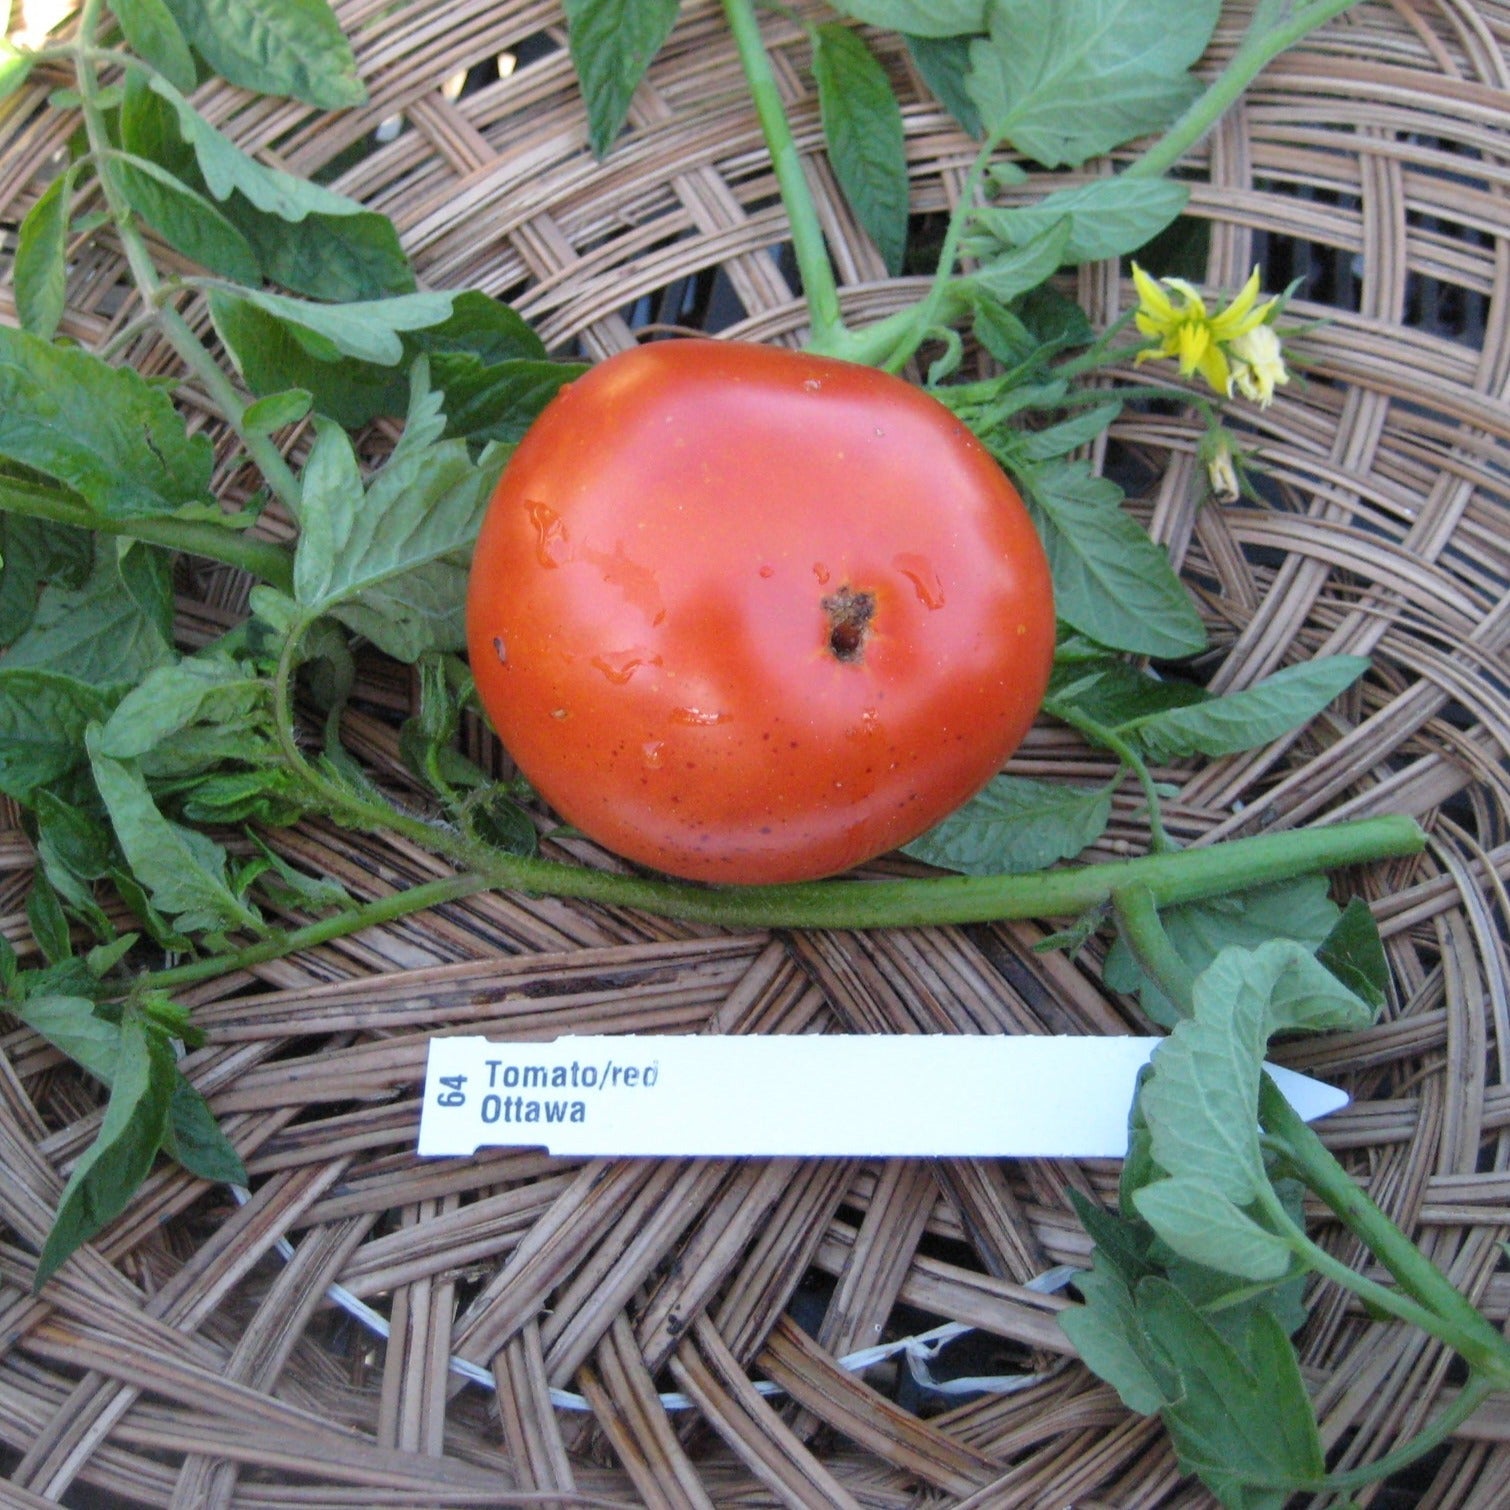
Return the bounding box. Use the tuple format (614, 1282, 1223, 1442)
(417, 1034, 1347, 1159)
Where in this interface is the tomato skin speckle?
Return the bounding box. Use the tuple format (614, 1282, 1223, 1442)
(466, 338, 1055, 884)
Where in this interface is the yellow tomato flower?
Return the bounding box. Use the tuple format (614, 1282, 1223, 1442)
(1131, 263, 1279, 401)
(1228, 323, 1290, 407)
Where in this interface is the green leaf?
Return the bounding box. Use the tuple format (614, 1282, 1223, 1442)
(1, 549, 176, 689)
(204, 293, 406, 425)
(1022, 459, 1206, 658)
(157, 0, 365, 108)
(0, 513, 94, 647)
(833, 0, 985, 35)
(242, 389, 313, 435)
(212, 287, 456, 368)
(0, 671, 114, 803)
(293, 367, 507, 660)
(0, 39, 34, 102)
(1070, 1184, 1156, 1282)
(961, 218, 1071, 305)
(34, 1014, 175, 1288)
(965, 0, 1220, 168)
(86, 728, 263, 938)
(428, 353, 585, 446)
(903, 774, 1112, 874)
(1119, 1077, 1159, 1214)
(208, 288, 555, 428)
(231, 197, 415, 301)
(0, 325, 213, 520)
(1139, 975, 1269, 1205)
(18, 995, 122, 1085)
(26, 872, 73, 965)
(1133, 1177, 1293, 1282)
(245, 836, 353, 911)
(967, 177, 1189, 265)
(462, 786, 538, 856)
(1200, 940, 1377, 1040)
(1138, 1281, 1325, 1504)
(113, 152, 261, 284)
(98, 656, 268, 761)
(1105, 876, 1340, 1030)
(415, 291, 550, 365)
(905, 34, 982, 136)
(177, 768, 304, 826)
(1019, 400, 1122, 461)
(162, 1071, 247, 1184)
(1058, 1255, 1173, 1415)
(1120, 657, 1369, 763)
(122, 73, 412, 301)
(565, 0, 679, 158)
(14, 173, 71, 339)
(1048, 657, 1208, 729)
(812, 24, 909, 277)
(34, 792, 117, 942)
(107, 0, 197, 92)
(1316, 897, 1388, 1013)
(147, 73, 371, 220)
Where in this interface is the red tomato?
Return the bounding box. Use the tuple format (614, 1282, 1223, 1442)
(466, 338, 1055, 884)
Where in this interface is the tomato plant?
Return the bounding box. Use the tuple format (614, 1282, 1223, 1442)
(466, 338, 1056, 883)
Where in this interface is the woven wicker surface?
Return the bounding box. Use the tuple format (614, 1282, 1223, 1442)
(1, 0, 1508, 1505)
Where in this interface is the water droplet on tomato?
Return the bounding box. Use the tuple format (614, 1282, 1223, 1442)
(642, 740, 664, 768)
(526, 500, 570, 568)
(802, 378, 822, 392)
(893, 553, 945, 610)
(670, 707, 731, 727)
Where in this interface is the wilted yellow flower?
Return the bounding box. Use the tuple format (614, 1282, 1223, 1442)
(1205, 436, 1240, 502)
(1131, 263, 1278, 400)
(1228, 323, 1289, 407)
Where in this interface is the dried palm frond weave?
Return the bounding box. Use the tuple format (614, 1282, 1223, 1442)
(1, 1, 1508, 1505)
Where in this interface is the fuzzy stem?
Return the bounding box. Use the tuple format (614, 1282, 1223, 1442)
(1253, 1175, 1475, 1346)
(721, 0, 846, 351)
(1044, 695, 1174, 852)
(1111, 883, 1196, 1015)
(345, 815, 1421, 933)
(0, 473, 295, 591)
(69, 6, 304, 518)
(1260, 1076, 1510, 1381)
(130, 873, 493, 995)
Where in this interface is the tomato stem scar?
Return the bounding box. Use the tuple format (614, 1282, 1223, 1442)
(823, 586, 875, 662)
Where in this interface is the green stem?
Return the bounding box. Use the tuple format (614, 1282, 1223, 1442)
(128, 873, 492, 995)
(1111, 883, 1196, 1015)
(70, 5, 304, 519)
(1260, 1076, 1510, 1381)
(1253, 1176, 1472, 1346)
(872, 132, 1004, 374)
(1126, 0, 1361, 181)
(1311, 1375, 1498, 1493)
(320, 810, 1422, 933)
(0, 473, 295, 591)
(1043, 694, 1173, 852)
(721, 0, 846, 352)
(267, 658, 1427, 927)
(1173, 1371, 1498, 1496)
